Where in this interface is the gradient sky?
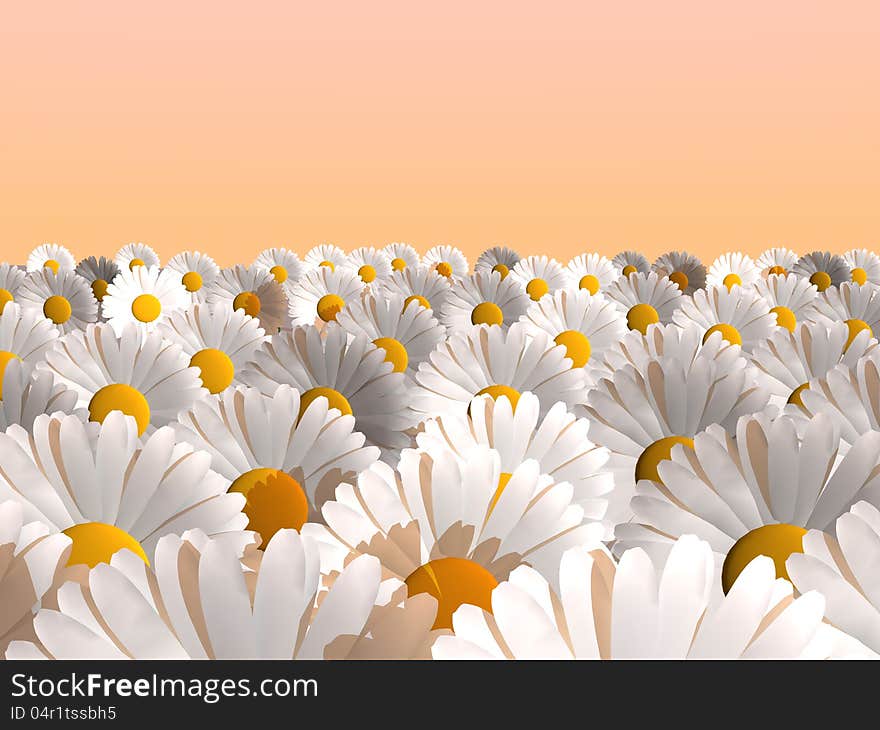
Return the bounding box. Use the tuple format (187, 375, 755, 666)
(1, 2, 878, 266)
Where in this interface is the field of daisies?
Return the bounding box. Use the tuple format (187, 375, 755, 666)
(2, 241, 880, 660)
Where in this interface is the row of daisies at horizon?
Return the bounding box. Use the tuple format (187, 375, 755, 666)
(3, 241, 880, 659)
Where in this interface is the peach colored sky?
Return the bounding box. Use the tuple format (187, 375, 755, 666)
(1, 2, 879, 267)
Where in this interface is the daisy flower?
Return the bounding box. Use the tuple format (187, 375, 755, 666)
(756, 246, 798, 277)
(423, 244, 469, 280)
(335, 290, 445, 377)
(416, 392, 612, 526)
(652, 250, 707, 295)
(173, 384, 380, 542)
(509, 255, 572, 302)
(0, 501, 71, 657)
(611, 250, 650, 277)
(74, 256, 119, 309)
(114, 242, 160, 271)
(26, 243, 75, 274)
(566, 253, 617, 295)
(518, 288, 626, 371)
(584, 349, 771, 526)
(707, 252, 760, 290)
(382, 242, 420, 272)
(604, 271, 684, 334)
(157, 303, 266, 394)
(5, 529, 421, 660)
(342, 246, 393, 285)
(0, 263, 26, 314)
(0, 358, 80, 432)
(240, 324, 416, 455)
(38, 322, 204, 435)
(101, 265, 189, 335)
(286, 266, 365, 327)
(475, 246, 520, 280)
(432, 536, 863, 659)
(0, 304, 60, 400)
(380, 264, 452, 314)
(412, 322, 586, 420)
(253, 247, 305, 286)
(788, 501, 880, 654)
(207, 264, 288, 333)
(615, 412, 880, 594)
(165, 250, 220, 300)
(306, 445, 603, 630)
(792, 251, 849, 292)
(843, 248, 880, 286)
(753, 273, 822, 332)
(304, 243, 347, 272)
(439, 270, 529, 333)
(0, 411, 248, 566)
(750, 320, 877, 408)
(673, 284, 775, 351)
(812, 281, 880, 342)
(16, 269, 98, 334)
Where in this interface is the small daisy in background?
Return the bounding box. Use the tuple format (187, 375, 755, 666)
(74, 256, 119, 313)
(287, 266, 365, 327)
(114, 242, 160, 271)
(673, 284, 775, 350)
(812, 281, 880, 345)
(604, 271, 683, 334)
(475, 246, 520, 280)
(342, 246, 393, 286)
(652, 250, 706, 295)
(382, 242, 421, 272)
(423, 244, 469, 280)
(304, 243, 347, 272)
(792, 251, 850, 292)
(756, 246, 798, 277)
(566, 253, 617, 296)
(843, 248, 880, 286)
(0, 263, 26, 313)
(166, 250, 220, 302)
(253, 247, 305, 286)
(611, 250, 650, 277)
(753, 272, 823, 332)
(207, 264, 288, 333)
(16, 269, 97, 333)
(101, 265, 189, 334)
(0, 358, 81, 432)
(380, 264, 452, 314)
(26, 243, 76, 274)
(439, 270, 529, 333)
(509, 255, 572, 302)
(0, 304, 60, 399)
(707, 251, 760, 290)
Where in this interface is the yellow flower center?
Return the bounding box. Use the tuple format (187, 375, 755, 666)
(233, 291, 261, 317)
(391, 257, 407, 271)
(635, 436, 695, 483)
(491, 263, 510, 279)
(622, 264, 637, 276)
(578, 274, 600, 295)
(405, 557, 498, 630)
(809, 271, 832, 291)
(91, 279, 108, 302)
(0, 351, 21, 399)
(768, 265, 787, 276)
(131, 293, 162, 323)
(129, 258, 146, 270)
(703, 323, 742, 346)
(626, 303, 659, 334)
(844, 318, 872, 351)
(182, 271, 203, 292)
(43, 259, 60, 274)
(0, 288, 13, 313)
(404, 294, 431, 311)
(721, 523, 807, 594)
(771, 305, 796, 332)
(88, 383, 151, 436)
(373, 337, 409, 373)
(851, 267, 868, 286)
(43, 295, 72, 324)
(473, 384, 520, 412)
(62, 522, 149, 568)
(526, 277, 549, 301)
(269, 265, 288, 284)
(316, 293, 345, 322)
(299, 387, 353, 420)
(722, 273, 742, 290)
(471, 301, 504, 326)
(319, 260, 335, 271)
(357, 264, 377, 283)
(190, 348, 235, 394)
(787, 382, 810, 407)
(435, 261, 453, 278)
(229, 468, 309, 549)
(669, 271, 689, 291)
(554, 329, 591, 368)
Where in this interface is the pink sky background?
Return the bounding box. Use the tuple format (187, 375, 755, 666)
(1, 2, 878, 265)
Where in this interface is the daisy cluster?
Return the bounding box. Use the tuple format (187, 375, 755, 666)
(2, 241, 880, 660)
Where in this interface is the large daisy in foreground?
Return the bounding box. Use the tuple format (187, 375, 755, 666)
(792, 251, 849, 292)
(439, 271, 529, 333)
(207, 264, 288, 333)
(38, 323, 204, 435)
(752, 273, 822, 332)
(604, 271, 683, 334)
(101, 265, 189, 335)
(165, 251, 220, 301)
(16, 269, 97, 334)
(0, 411, 248, 565)
(173, 385, 380, 542)
(509, 255, 572, 302)
(286, 266, 364, 327)
(0, 304, 59, 399)
(432, 536, 867, 659)
(673, 284, 775, 351)
(305, 445, 603, 629)
(380, 264, 452, 315)
(652, 250, 706, 295)
(26, 243, 75, 274)
(114, 242, 159, 271)
(412, 322, 586, 420)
